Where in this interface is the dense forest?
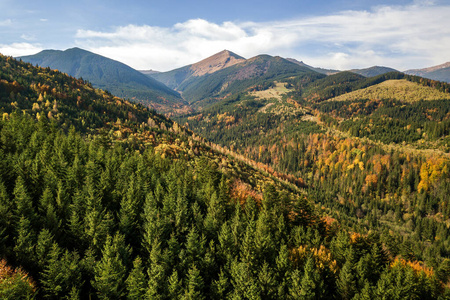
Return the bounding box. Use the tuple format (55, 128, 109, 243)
(1, 54, 449, 299)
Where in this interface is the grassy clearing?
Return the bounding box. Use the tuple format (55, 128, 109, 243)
(250, 82, 290, 101)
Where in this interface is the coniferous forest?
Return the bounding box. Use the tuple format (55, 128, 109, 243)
(0, 54, 450, 300)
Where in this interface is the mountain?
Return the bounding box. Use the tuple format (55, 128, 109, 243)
(150, 49, 246, 90)
(405, 62, 450, 83)
(286, 58, 339, 75)
(171, 54, 319, 107)
(1, 54, 449, 298)
(349, 66, 399, 77)
(19, 47, 187, 113)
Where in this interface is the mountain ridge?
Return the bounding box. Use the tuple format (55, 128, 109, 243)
(349, 65, 399, 77)
(286, 58, 339, 75)
(18, 47, 187, 113)
(405, 61, 450, 83)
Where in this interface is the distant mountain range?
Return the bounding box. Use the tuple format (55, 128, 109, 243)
(19, 48, 187, 113)
(15, 47, 450, 115)
(405, 62, 450, 83)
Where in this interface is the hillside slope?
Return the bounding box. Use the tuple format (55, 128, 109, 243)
(19, 48, 187, 113)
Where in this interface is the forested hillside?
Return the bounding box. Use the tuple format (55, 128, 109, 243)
(180, 72, 450, 298)
(1, 54, 449, 299)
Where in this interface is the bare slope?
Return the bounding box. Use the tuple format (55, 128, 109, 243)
(190, 50, 246, 76)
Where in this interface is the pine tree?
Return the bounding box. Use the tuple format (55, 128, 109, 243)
(0, 180, 12, 247)
(13, 176, 35, 223)
(289, 269, 303, 300)
(35, 228, 54, 268)
(146, 240, 166, 299)
(126, 257, 147, 300)
(40, 244, 82, 298)
(183, 264, 205, 300)
(337, 257, 356, 300)
(211, 268, 229, 299)
(258, 262, 277, 299)
(13, 216, 36, 268)
(299, 257, 324, 300)
(92, 234, 130, 299)
(167, 269, 182, 300)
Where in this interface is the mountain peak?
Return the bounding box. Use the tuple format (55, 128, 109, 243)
(190, 50, 246, 76)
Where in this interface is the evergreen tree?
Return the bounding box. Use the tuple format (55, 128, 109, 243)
(183, 264, 205, 300)
(126, 257, 147, 300)
(40, 244, 82, 298)
(211, 268, 229, 299)
(167, 269, 182, 300)
(13, 216, 36, 269)
(337, 255, 356, 300)
(92, 234, 130, 299)
(299, 257, 324, 300)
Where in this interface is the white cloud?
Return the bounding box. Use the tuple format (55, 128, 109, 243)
(21, 34, 36, 41)
(0, 19, 12, 26)
(0, 43, 43, 57)
(72, 2, 450, 71)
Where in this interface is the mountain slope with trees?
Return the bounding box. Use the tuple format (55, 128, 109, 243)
(177, 55, 318, 108)
(19, 48, 187, 114)
(179, 71, 450, 296)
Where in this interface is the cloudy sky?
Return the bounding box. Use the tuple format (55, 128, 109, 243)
(0, 0, 449, 71)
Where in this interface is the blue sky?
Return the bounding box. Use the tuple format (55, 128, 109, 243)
(1, 0, 449, 71)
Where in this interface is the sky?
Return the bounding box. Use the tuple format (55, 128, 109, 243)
(0, 0, 449, 71)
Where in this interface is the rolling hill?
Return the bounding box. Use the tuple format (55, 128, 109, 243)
(405, 62, 450, 83)
(349, 66, 399, 77)
(19, 48, 187, 113)
(329, 79, 450, 102)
